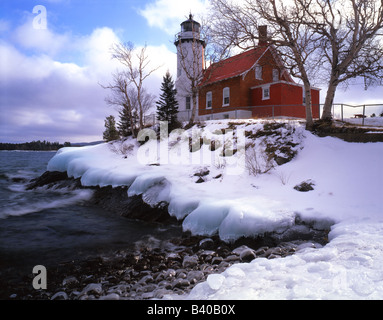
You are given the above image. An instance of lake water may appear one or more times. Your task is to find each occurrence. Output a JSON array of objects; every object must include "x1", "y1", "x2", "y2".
[{"x1": 0, "y1": 150, "x2": 181, "y2": 283}]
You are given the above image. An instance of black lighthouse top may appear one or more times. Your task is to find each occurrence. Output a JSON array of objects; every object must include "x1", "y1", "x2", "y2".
[
  {"x1": 181, "y1": 14, "x2": 201, "y2": 33},
  {"x1": 174, "y1": 14, "x2": 206, "y2": 47}
]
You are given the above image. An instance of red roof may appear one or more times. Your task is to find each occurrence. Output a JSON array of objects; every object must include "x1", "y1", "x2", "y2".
[{"x1": 199, "y1": 47, "x2": 268, "y2": 86}]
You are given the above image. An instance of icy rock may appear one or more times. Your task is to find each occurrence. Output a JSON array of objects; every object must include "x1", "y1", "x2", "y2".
[
  {"x1": 51, "y1": 291, "x2": 68, "y2": 300},
  {"x1": 212, "y1": 256, "x2": 223, "y2": 264},
  {"x1": 240, "y1": 249, "x2": 257, "y2": 262},
  {"x1": 187, "y1": 270, "x2": 205, "y2": 284},
  {"x1": 199, "y1": 238, "x2": 215, "y2": 250},
  {"x1": 142, "y1": 292, "x2": 155, "y2": 299},
  {"x1": 173, "y1": 279, "x2": 190, "y2": 288},
  {"x1": 99, "y1": 293, "x2": 120, "y2": 300},
  {"x1": 225, "y1": 255, "x2": 240, "y2": 262},
  {"x1": 232, "y1": 245, "x2": 251, "y2": 255},
  {"x1": 139, "y1": 274, "x2": 154, "y2": 284},
  {"x1": 81, "y1": 283, "x2": 103, "y2": 296},
  {"x1": 164, "y1": 269, "x2": 177, "y2": 279},
  {"x1": 62, "y1": 276, "x2": 79, "y2": 288},
  {"x1": 207, "y1": 274, "x2": 225, "y2": 291},
  {"x1": 182, "y1": 255, "x2": 199, "y2": 268}
]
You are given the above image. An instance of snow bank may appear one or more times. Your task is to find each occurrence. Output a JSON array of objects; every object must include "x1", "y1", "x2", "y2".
[{"x1": 47, "y1": 120, "x2": 383, "y2": 299}]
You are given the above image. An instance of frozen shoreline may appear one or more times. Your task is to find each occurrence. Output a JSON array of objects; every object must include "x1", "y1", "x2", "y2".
[{"x1": 41, "y1": 120, "x2": 383, "y2": 299}]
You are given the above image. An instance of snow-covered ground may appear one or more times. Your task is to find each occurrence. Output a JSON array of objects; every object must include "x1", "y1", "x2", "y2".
[{"x1": 47, "y1": 120, "x2": 383, "y2": 299}]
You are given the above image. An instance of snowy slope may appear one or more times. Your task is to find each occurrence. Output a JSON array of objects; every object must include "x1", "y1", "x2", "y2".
[{"x1": 47, "y1": 120, "x2": 383, "y2": 299}]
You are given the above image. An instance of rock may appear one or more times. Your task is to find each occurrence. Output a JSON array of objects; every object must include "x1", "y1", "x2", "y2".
[
  {"x1": 166, "y1": 252, "x2": 181, "y2": 261},
  {"x1": 154, "y1": 289, "x2": 172, "y2": 299},
  {"x1": 173, "y1": 279, "x2": 190, "y2": 289},
  {"x1": 254, "y1": 246, "x2": 269, "y2": 256},
  {"x1": 80, "y1": 283, "x2": 103, "y2": 296},
  {"x1": 195, "y1": 177, "x2": 205, "y2": 183},
  {"x1": 199, "y1": 238, "x2": 215, "y2": 250},
  {"x1": 225, "y1": 255, "x2": 240, "y2": 263},
  {"x1": 211, "y1": 256, "x2": 223, "y2": 264},
  {"x1": 232, "y1": 245, "x2": 251, "y2": 255},
  {"x1": 164, "y1": 269, "x2": 176, "y2": 279},
  {"x1": 138, "y1": 274, "x2": 154, "y2": 284},
  {"x1": 26, "y1": 171, "x2": 69, "y2": 190},
  {"x1": 51, "y1": 291, "x2": 69, "y2": 300},
  {"x1": 182, "y1": 255, "x2": 199, "y2": 268},
  {"x1": 187, "y1": 270, "x2": 205, "y2": 284},
  {"x1": 294, "y1": 180, "x2": 315, "y2": 192},
  {"x1": 141, "y1": 292, "x2": 155, "y2": 299},
  {"x1": 158, "y1": 280, "x2": 172, "y2": 290},
  {"x1": 194, "y1": 168, "x2": 210, "y2": 177},
  {"x1": 158, "y1": 280, "x2": 173, "y2": 290},
  {"x1": 99, "y1": 293, "x2": 120, "y2": 300},
  {"x1": 62, "y1": 276, "x2": 79, "y2": 288},
  {"x1": 239, "y1": 249, "x2": 256, "y2": 262}
]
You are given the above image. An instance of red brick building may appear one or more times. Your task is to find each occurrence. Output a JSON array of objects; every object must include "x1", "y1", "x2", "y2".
[{"x1": 197, "y1": 36, "x2": 320, "y2": 120}]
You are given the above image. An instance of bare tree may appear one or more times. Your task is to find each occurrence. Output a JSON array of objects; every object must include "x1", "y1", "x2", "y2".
[
  {"x1": 208, "y1": 0, "x2": 383, "y2": 125},
  {"x1": 101, "y1": 71, "x2": 138, "y2": 137},
  {"x1": 208, "y1": 0, "x2": 321, "y2": 130},
  {"x1": 299, "y1": 0, "x2": 383, "y2": 121},
  {"x1": 110, "y1": 42, "x2": 161, "y2": 130}
]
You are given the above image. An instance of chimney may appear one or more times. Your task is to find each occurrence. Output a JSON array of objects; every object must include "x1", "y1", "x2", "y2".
[{"x1": 258, "y1": 25, "x2": 268, "y2": 46}]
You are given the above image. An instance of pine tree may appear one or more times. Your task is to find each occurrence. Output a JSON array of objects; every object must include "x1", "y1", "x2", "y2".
[
  {"x1": 103, "y1": 115, "x2": 120, "y2": 142},
  {"x1": 156, "y1": 71, "x2": 180, "y2": 131},
  {"x1": 118, "y1": 104, "x2": 138, "y2": 137}
]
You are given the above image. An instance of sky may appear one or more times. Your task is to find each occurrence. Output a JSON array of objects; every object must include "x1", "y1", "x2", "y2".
[{"x1": 0, "y1": 0, "x2": 381, "y2": 143}]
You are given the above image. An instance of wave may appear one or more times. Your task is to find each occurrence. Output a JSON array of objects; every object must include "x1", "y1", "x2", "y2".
[{"x1": 0, "y1": 189, "x2": 94, "y2": 219}]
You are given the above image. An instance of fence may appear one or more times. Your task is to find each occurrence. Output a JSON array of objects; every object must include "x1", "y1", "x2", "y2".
[
  {"x1": 329, "y1": 103, "x2": 383, "y2": 126},
  {"x1": 143, "y1": 103, "x2": 383, "y2": 127}
]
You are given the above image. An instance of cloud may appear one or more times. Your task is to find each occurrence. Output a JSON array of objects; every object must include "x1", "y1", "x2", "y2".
[
  {"x1": 0, "y1": 21, "x2": 178, "y2": 143},
  {"x1": 0, "y1": 19, "x2": 10, "y2": 33},
  {"x1": 139, "y1": 0, "x2": 210, "y2": 35},
  {"x1": 13, "y1": 17, "x2": 70, "y2": 57}
]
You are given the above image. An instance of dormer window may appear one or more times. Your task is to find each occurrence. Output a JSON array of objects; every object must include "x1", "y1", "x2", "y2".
[
  {"x1": 273, "y1": 69, "x2": 279, "y2": 82},
  {"x1": 255, "y1": 65, "x2": 262, "y2": 80}
]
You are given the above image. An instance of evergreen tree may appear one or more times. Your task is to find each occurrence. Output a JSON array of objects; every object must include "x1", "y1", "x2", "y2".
[
  {"x1": 156, "y1": 71, "x2": 180, "y2": 131},
  {"x1": 118, "y1": 104, "x2": 138, "y2": 137},
  {"x1": 103, "y1": 115, "x2": 120, "y2": 142}
]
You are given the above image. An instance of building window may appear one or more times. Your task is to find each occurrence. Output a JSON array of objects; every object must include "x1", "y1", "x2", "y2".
[
  {"x1": 262, "y1": 86, "x2": 270, "y2": 100},
  {"x1": 273, "y1": 69, "x2": 279, "y2": 82},
  {"x1": 223, "y1": 114, "x2": 229, "y2": 119},
  {"x1": 255, "y1": 65, "x2": 262, "y2": 80},
  {"x1": 206, "y1": 91, "x2": 212, "y2": 109},
  {"x1": 186, "y1": 96, "x2": 191, "y2": 110},
  {"x1": 223, "y1": 87, "x2": 230, "y2": 106}
]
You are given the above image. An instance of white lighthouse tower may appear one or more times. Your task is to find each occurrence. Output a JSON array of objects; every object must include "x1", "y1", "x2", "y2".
[{"x1": 174, "y1": 14, "x2": 206, "y2": 121}]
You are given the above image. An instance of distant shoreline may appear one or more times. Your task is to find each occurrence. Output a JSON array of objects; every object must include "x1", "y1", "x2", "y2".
[{"x1": 0, "y1": 141, "x2": 71, "y2": 151}]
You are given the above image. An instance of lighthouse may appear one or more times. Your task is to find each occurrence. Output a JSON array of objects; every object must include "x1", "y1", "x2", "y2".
[{"x1": 174, "y1": 14, "x2": 206, "y2": 121}]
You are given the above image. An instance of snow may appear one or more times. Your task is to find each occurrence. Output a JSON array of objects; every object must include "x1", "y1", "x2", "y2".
[{"x1": 47, "y1": 119, "x2": 383, "y2": 299}]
